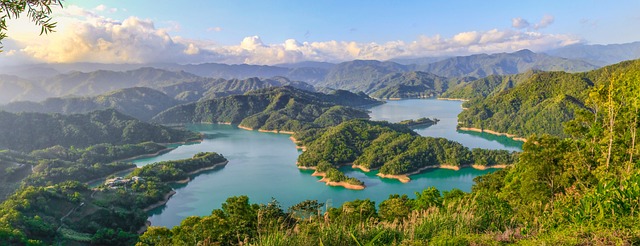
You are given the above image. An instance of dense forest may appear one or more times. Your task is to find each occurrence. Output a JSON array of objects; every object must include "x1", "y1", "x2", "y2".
[
  {"x1": 0, "y1": 109, "x2": 199, "y2": 152},
  {"x1": 0, "y1": 53, "x2": 637, "y2": 244},
  {"x1": 457, "y1": 59, "x2": 640, "y2": 138},
  {"x1": 0, "y1": 87, "x2": 180, "y2": 122},
  {"x1": 137, "y1": 63, "x2": 640, "y2": 245},
  {"x1": 152, "y1": 86, "x2": 377, "y2": 132},
  {"x1": 295, "y1": 119, "x2": 518, "y2": 175},
  {"x1": 0, "y1": 152, "x2": 228, "y2": 245}
]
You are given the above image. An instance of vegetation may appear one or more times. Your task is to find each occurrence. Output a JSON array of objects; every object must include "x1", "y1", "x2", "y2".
[
  {"x1": 0, "y1": 151, "x2": 232, "y2": 245},
  {"x1": 1, "y1": 87, "x2": 180, "y2": 122},
  {"x1": 440, "y1": 70, "x2": 539, "y2": 99},
  {"x1": 0, "y1": 109, "x2": 199, "y2": 152},
  {"x1": 416, "y1": 49, "x2": 598, "y2": 78},
  {"x1": 457, "y1": 59, "x2": 640, "y2": 138},
  {"x1": 296, "y1": 119, "x2": 518, "y2": 175},
  {"x1": 152, "y1": 86, "x2": 376, "y2": 132},
  {"x1": 137, "y1": 63, "x2": 640, "y2": 244},
  {"x1": 397, "y1": 117, "x2": 439, "y2": 128},
  {"x1": 315, "y1": 162, "x2": 364, "y2": 186},
  {"x1": 0, "y1": 0, "x2": 62, "y2": 49},
  {"x1": 130, "y1": 152, "x2": 227, "y2": 183}
]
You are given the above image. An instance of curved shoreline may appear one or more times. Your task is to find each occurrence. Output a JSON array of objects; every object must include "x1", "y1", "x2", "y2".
[
  {"x1": 457, "y1": 127, "x2": 527, "y2": 142},
  {"x1": 376, "y1": 164, "x2": 508, "y2": 183},
  {"x1": 144, "y1": 190, "x2": 176, "y2": 212},
  {"x1": 437, "y1": 97, "x2": 470, "y2": 102},
  {"x1": 311, "y1": 171, "x2": 365, "y2": 190},
  {"x1": 116, "y1": 148, "x2": 176, "y2": 163},
  {"x1": 169, "y1": 160, "x2": 230, "y2": 184}
]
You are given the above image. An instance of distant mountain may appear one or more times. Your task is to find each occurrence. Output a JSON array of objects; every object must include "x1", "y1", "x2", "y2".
[
  {"x1": 416, "y1": 49, "x2": 598, "y2": 78},
  {"x1": 366, "y1": 71, "x2": 453, "y2": 99},
  {"x1": 546, "y1": 41, "x2": 640, "y2": 66},
  {"x1": 1, "y1": 87, "x2": 178, "y2": 121},
  {"x1": 41, "y1": 67, "x2": 202, "y2": 97},
  {"x1": 440, "y1": 70, "x2": 541, "y2": 99},
  {"x1": 159, "y1": 63, "x2": 328, "y2": 84},
  {"x1": 0, "y1": 109, "x2": 197, "y2": 152},
  {"x1": 198, "y1": 77, "x2": 315, "y2": 101},
  {"x1": 0, "y1": 75, "x2": 50, "y2": 104},
  {"x1": 389, "y1": 56, "x2": 449, "y2": 65},
  {"x1": 274, "y1": 61, "x2": 336, "y2": 69},
  {"x1": 152, "y1": 86, "x2": 378, "y2": 132},
  {"x1": 319, "y1": 60, "x2": 410, "y2": 90}
]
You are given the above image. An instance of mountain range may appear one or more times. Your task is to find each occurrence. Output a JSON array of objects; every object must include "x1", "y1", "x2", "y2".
[{"x1": 3, "y1": 45, "x2": 640, "y2": 107}]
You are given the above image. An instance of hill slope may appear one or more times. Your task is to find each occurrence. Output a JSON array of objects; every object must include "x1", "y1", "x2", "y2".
[
  {"x1": 152, "y1": 86, "x2": 378, "y2": 132},
  {"x1": 0, "y1": 109, "x2": 198, "y2": 152},
  {"x1": 1, "y1": 87, "x2": 179, "y2": 121},
  {"x1": 457, "y1": 59, "x2": 640, "y2": 138},
  {"x1": 417, "y1": 49, "x2": 598, "y2": 78}
]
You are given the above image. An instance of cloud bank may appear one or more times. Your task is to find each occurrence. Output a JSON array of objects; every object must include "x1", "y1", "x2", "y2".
[{"x1": 2, "y1": 7, "x2": 580, "y2": 65}]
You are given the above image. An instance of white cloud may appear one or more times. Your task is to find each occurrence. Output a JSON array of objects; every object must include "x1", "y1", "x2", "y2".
[
  {"x1": 534, "y1": 15, "x2": 555, "y2": 30},
  {"x1": 2, "y1": 6, "x2": 580, "y2": 65},
  {"x1": 512, "y1": 15, "x2": 555, "y2": 30},
  {"x1": 512, "y1": 18, "x2": 530, "y2": 29}
]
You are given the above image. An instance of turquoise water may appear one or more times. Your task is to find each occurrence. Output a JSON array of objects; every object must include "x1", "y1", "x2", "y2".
[
  {"x1": 139, "y1": 99, "x2": 521, "y2": 228},
  {"x1": 367, "y1": 99, "x2": 523, "y2": 151}
]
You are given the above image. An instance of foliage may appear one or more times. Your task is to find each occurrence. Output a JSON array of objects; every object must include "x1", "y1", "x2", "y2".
[
  {"x1": 130, "y1": 152, "x2": 227, "y2": 183},
  {"x1": 298, "y1": 119, "x2": 518, "y2": 175},
  {"x1": 152, "y1": 86, "x2": 375, "y2": 132},
  {"x1": 457, "y1": 60, "x2": 640, "y2": 138},
  {"x1": 2, "y1": 87, "x2": 180, "y2": 122},
  {"x1": 0, "y1": 0, "x2": 62, "y2": 49},
  {"x1": 0, "y1": 109, "x2": 199, "y2": 152}
]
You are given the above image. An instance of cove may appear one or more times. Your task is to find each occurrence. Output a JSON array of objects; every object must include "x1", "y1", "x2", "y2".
[{"x1": 140, "y1": 99, "x2": 520, "y2": 228}]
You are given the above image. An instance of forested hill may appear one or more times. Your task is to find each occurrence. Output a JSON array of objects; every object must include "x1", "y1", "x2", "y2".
[
  {"x1": 415, "y1": 49, "x2": 598, "y2": 78},
  {"x1": 440, "y1": 70, "x2": 541, "y2": 99},
  {"x1": 0, "y1": 109, "x2": 199, "y2": 152},
  {"x1": 0, "y1": 87, "x2": 179, "y2": 122},
  {"x1": 152, "y1": 86, "x2": 377, "y2": 132},
  {"x1": 367, "y1": 71, "x2": 455, "y2": 99},
  {"x1": 457, "y1": 59, "x2": 640, "y2": 138}
]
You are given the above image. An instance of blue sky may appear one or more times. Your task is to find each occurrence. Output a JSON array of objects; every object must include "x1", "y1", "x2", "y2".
[
  {"x1": 3, "y1": 0, "x2": 639, "y2": 64},
  {"x1": 64, "y1": 0, "x2": 640, "y2": 45}
]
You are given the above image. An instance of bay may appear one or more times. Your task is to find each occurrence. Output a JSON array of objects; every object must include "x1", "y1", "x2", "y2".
[{"x1": 141, "y1": 99, "x2": 521, "y2": 227}]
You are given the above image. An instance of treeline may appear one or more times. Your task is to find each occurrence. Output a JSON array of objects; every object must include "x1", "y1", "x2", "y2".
[
  {"x1": 0, "y1": 152, "x2": 231, "y2": 245},
  {"x1": 30, "y1": 142, "x2": 167, "y2": 165},
  {"x1": 296, "y1": 119, "x2": 518, "y2": 175},
  {"x1": 398, "y1": 117, "x2": 439, "y2": 128},
  {"x1": 130, "y1": 152, "x2": 227, "y2": 183},
  {"x1": 152, "y1": 86, "x2": 374, "y2": 132},
  {"x1": 315, "y1": 162, "x2": 364, "y2": 186},
  {"x1": 457, "y1": 59, "x2": 640, "y2": 138},
  {"x1": 0, "y1": 109, "x2": 199, "y2": 152},
  {"x1": 138, "y1": 65, "x2": 640, "y2": 244}
]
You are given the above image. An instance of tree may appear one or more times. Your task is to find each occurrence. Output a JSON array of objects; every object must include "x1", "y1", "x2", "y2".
[{"x1": 1, "y1": 0, "x2": 62, "y2": 49}]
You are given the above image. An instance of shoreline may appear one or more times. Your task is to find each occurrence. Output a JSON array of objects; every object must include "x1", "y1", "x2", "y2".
[
  {"x1": 170, "y1": 160, "x2": 230, "y2": 184},
  {"x1": 289, "y1": 136, "x2": 307, "y2": 151},
  {"x1": 437, "y1": 97, "x2": 470, "y2": 102},
  {"x1": 376, "y1": 164, "x2": 507, "y2": 183},
  {"x1": 312, "y1": 171, "x2": 366, "y2": 190},
  {"x1": 457, "y1": 127, "x2": 527, "y2": 142},
  {"x1": 143, "y1": 190, "x2": 176, "y2": 212},
  {"x1": 116, "y1": 147, "x2": 176, "y2": 163},
  {"x1": 351, "y1": 164, "x2": 374, "y2": 172}
]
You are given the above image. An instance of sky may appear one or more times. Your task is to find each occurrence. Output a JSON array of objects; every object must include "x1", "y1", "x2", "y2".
[{"x1": 2, "y1": 0, "x2": 639, "y2": 65}]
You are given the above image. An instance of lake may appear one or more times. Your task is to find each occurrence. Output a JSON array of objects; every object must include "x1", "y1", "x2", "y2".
[{"x1": 139, "y1": 99, "x2": 522, "y2": 228}]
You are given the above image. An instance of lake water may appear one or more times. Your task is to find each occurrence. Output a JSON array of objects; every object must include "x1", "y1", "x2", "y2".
[{"x1": 139, "y1": 99, "x2": 522, "y2": 228}]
